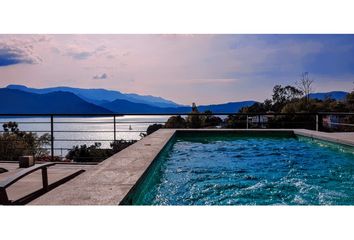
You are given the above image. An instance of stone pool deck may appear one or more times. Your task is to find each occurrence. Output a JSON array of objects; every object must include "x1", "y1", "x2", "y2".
[
  {"x1": 20, "y1": 129, "x2": 354, "y2": 205},
  {"x1": 294, "y1": 129, "x2": 354, "y2": 147},
  {"x1": 0, "y1": 162, "x2": 91, "y2": 203},
  {"x1": 30, "y1": 129, "x2": 176, "y2": 205}
]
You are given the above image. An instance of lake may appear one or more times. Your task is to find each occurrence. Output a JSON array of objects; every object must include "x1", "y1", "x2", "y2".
[{"x1": 0, "y1": 115, "x2": 170, "y2": 157}]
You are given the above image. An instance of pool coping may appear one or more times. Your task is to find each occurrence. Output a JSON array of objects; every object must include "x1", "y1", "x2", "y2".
[{"x1": 30, "y1": 129, "x2": 354, "y2": 205}]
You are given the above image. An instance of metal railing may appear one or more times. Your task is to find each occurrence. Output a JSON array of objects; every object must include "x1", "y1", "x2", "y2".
[{"x1": 0, "y1": 112, "x2": 353, "y2": 162}]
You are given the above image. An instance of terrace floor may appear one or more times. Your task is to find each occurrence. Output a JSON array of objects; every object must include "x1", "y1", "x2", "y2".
[
  {"x1": 0, "y1": 162, "x2": 92, "y2": 203},
  {"x1": 293, "y1": 129, "x2": 354, "y2": 146}
]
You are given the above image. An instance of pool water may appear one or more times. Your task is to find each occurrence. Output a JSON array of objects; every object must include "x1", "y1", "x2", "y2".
[{"x1": 131, "y1": 133, "x2": 354, "y2": 205}]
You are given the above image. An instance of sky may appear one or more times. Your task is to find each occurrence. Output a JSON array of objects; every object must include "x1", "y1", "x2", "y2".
[{"x1": 0, "y1": 34, "x2": 353, "y2": 105}]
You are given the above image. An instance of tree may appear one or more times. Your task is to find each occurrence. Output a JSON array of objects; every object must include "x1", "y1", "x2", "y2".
[
  {"x1": 0, "y1": 122, "x2": 50, "y2": 161},
  {"x1": 186, "y1": 102, "x2": 202, "y2": 128},
  {"x1": 272, "y1": 85, "x2": 303, "y2": 111},
  {"x1": 296, "y1": 72, "x2": 314, "y2": 105},
  {"x1": 201, "y1": 110, "x2": 222, "y2": 127}
]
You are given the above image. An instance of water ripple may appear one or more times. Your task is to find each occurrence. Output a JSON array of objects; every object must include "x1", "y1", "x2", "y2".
[{"x1": 135, "y1": 135, "x2": 354, "y2": 205}]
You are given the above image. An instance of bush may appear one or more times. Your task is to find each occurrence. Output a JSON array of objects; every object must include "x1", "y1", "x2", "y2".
[
  {"x1": 186, "y1": 113, "x2": 202, "y2": 128},
  {"x1": 66, "y1": 140, "x2": 137, "y2": 162},
  {"x1": 110, "y1": 139, "x2": 137, "y2": 153},
  {"x1": 164, "y1": 108, "x2": 222, "y2": 129},
  {"x1": 165, "y1": 115, "x2": 187, "y2": 128},
  {"x1": 201, "y1": 111, "x2": 222, "y2": 127},
  {"x1": 65, "y1": 142, "x2": 113, "y2": 162},
  {"x1": 140, "y1": 124, "x2": 164, "y2": 138},
  {"x1": 146, "y1": 124, "x2": 163, "y2": 135}
]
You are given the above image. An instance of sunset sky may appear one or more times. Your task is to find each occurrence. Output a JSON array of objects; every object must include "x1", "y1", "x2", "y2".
[{"x1": 0, "y1": 34, "x2": 353, "y2": 105}]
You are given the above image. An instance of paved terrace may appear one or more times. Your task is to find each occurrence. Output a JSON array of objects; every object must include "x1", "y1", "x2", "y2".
[
  {"x1": 0, "y1": 163, "x2": 92, "y2": 203},
  {"x1": 31, "y1": 129, "x2": 176, "y2": 205},
  {"x1": 6, "y1": 129, "x2": 352, "y2": 205}
]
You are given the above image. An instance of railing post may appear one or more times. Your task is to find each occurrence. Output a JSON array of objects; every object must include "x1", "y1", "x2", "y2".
[
  {"x1": 113, "y1": 115, "x2": 116, "y2": 142},
  {"x1": 50, "y1": 115, "x2": 54, "y2": 161},
  {"x1": 42, "y1": 167, "x2": 48, "y2": 190},
  {"x1": 246, "y1": 115, "x2": 249, "y2": 129},
  {"x1": 258, "y1": 115, "x2": 261, "y2": 128},
  {"x1": 316, "y1": 114, "x2": 319, "y2": 131}
]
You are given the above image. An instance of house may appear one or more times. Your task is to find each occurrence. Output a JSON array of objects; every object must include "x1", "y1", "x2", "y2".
[
  {"x1": 249, "y1": 114, "x2": 271, "y2": 128},
  {"x1": 322, "y1": 115, "x2": 340, "y2": 129}
]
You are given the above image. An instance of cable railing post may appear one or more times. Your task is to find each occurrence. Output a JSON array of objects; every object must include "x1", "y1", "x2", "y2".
[
  {"x1": 316, "y1": 113, "x2": 319, "y2": 131},
  {"x1": 50, "y1": 115, "x2": 54, "y2": 161},
  {"x1": 113, "y1": 115, "x2": 116, "y2": 142},
  {"x1": 246, "y1": 115, "x2": 249, "y2": 129},
  {"x1": 258, "y1": 114, "x2": 261, "y2": 128}
]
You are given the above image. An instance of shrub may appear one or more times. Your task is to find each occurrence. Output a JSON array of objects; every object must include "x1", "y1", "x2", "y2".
[
  {"x1": 110, "y1": 139, "x2": 137, "y2": 153},
  {"x1": 65, "y1": 142, "x2": 112, "y2": 162},
  {"x1": 66, "y1": 140, "x2": 137, "y2": 162},
  {"x1": 165, "y1": 115, "x2": 187, "y2": 128},
  {"x1": 140, "y1": 124, "x2": 164, "y2": 137}
]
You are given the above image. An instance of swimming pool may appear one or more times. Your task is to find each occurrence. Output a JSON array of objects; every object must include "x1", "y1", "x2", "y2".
[{"x1": 124, "y1": 131, "x2": 354, "y2": 205}]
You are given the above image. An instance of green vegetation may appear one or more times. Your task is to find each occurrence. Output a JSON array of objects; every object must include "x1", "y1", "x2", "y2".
[
  {"x1": 0, "y1": 122, "x2": 50, "y2": 161},
  {"x1": 140, "y1": 124, "x2": 164, "y2": 138},
  {"x1": 65, "y1": 140, "x2": 137, "y2": 162},
  {"x1": 165, "y1": 115, "x2": 187, "y2": 128},
  {"x1": 164, "y1": 104, "x2": 222, "y2": 129},
  {"x1": 0, "y1": 121, "x2": 137, "y2": 163},
  {"x1": 159, "y1": 72, "x2": 353, "y2": 131}
]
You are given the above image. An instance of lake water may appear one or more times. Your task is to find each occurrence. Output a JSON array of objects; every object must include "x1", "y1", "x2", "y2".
[{"x1": 0, "y1": 116, "x2": 170, "y2": 157}]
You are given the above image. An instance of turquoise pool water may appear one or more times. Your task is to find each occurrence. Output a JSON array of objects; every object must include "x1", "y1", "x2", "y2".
[{"x1": 131, "y1": 133, "x2": 354, "y2": 205}]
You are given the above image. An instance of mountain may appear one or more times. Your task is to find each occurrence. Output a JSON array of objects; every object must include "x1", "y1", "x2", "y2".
[
  {"x1": 1, "y1": 85, "x2": 256, "y2": 114},
  {"x1": 190, "y1": 101, "x2": 257, "y2": 113},
  {"x1": 309, "y1": 91, "x2": 348, "y2": 101},
  {"x1": 101, "y1": 99, "x2": 256, "y2": 114},
  {"x1": 0, "y1": 89, "x2": 112, "y2": 114},
  {"x1": 101, "y1": 99, "x2": 169, "y2": 114},
  {"x1": 6, "y1": 84, "x2": 181, "y2": 108}
]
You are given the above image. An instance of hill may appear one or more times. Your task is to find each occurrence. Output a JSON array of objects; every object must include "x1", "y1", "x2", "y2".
[
  {"x1": 0, "y1": 89, "x2": 112, "y2": 114},
  {"x1": 308, "y1": 91, "x2": 348, "y2": 101},
  {"x1": 101, "y1": 99, "x2": 256, "y2": 114},
  {"x1": 6, "y1": 84, "x2": 181, "y2": 108}
]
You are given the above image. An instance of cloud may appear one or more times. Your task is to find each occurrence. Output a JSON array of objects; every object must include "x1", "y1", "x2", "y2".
[
  {"x1": 185, "y1": 78, "x2": 240, "y2": 84},
  {"x1": 0, "y1": 39, "x2": 42, "y2": 67},
  {"x1": 65, "y1": 45, "x2": 108, "y2": 60},
  {"x1": 1, "y1": 34, "x2": 354, "y2": 104},
  {"x1": 93, "y1": 73, "x2": 108, "y2": 79},
  {"x1": 67, "y1": 51, "x2": 93, "y2": 60}
]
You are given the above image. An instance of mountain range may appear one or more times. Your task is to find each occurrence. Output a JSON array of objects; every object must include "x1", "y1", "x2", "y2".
[
  {"x1": 0, "y1": 85, "x2": 256, "y2": 114},
  {"x1": 6, "y1": 84, "x2": 181, "y2": 108},
  {"x1": 100, "y1": 99, "x2": 256, "y2": 114},
  {"x1": 0, "y1": 88, "x2": 111, "y2": 114},
  {"x1": 0, "y1": 85, "x2": 349, "y2": 114},
  {"x1": 308, "y1": 91, "x2": 348, "y2": 101}
]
